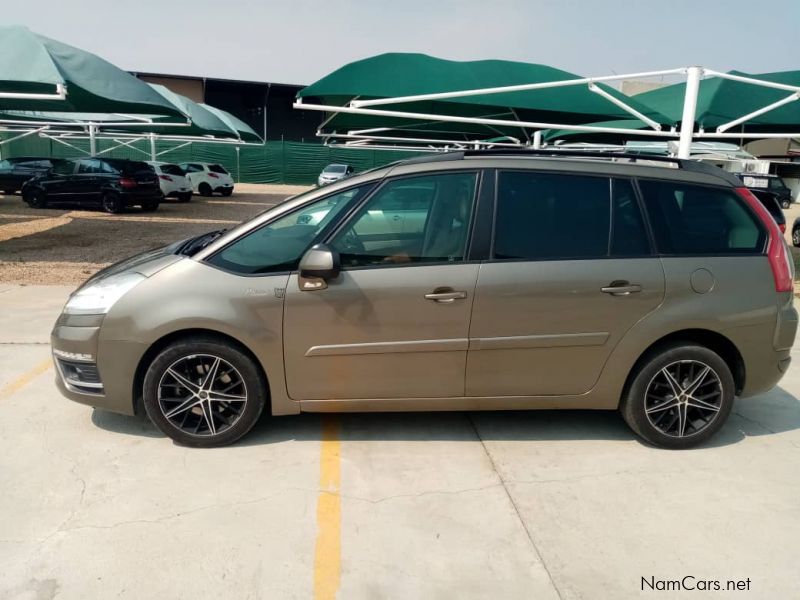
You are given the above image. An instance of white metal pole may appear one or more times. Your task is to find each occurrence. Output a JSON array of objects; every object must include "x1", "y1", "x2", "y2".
[
  {"x1": 149, "y1": 133, "x2": 156, "y2": 161},
  {"x1": 236, "y1": 146, "x2": 241, "y2": 183},
  {"x1": 533, "y1": 131, "x2": 542, "y2": 149},
  {"x1": 89, "y1": 125, "x2": 97, "y2": 156},
  {"x1": 677, "y1": 66, "x2": 702, "y2": 159}
]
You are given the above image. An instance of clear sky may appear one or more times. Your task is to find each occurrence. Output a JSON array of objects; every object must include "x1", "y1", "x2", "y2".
[{"x1": 5, "y1": 0, "x2": 798, "y2": 85}]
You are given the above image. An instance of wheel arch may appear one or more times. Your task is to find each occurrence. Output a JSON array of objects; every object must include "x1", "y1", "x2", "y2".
[
  {"x1": 132, "y1": 327, "x2": 271, "y2": 415},
  {"x1": 624, "y1": 328, "x2": 745, "y2": 399}
]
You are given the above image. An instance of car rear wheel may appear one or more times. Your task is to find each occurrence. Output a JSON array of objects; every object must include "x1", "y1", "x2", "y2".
[
  {"x1": 141, "y1": 200, "x2": 159, "y2": 212},
  {"x1": 793, "y1": 227, "x2": 800, "y2": 247},
  {"x1": 620, "y1": 342, "x2": 734, "y2": 449},
  {"x1": 198, "y1": 183, "x2": 213, "y2": 197},
  {"x1": 178, "y1": 192, "x2": 192, "y2": 203},
  {"x1": 101, "y1": 192, "x2": 124, "y2": 214},
  {"x1": 25, "y1": 188, "x2": 47, "y2": 208},
  {"x1": 142, "y1": 337, "x2": 267, "y2": 447},
  {"x1": 782, "y1": 199, "x2": 791, "y2": 209}
]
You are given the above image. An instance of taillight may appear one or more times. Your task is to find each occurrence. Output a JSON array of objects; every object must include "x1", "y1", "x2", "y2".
[
  {"x1": 119, "y1": 177, "x2": 137, "y2": 189},
  {"x1": 780, "y1": 222, "x2": 787, "y2": 234},
  {"x1": 159, "y1": 174, "x2": 173, "y2": 182},
  {"x1": 736, "y1": 187, "x2": 793, "y2": 292},
  {"x1": 208, "y1": 172, "x2": 219, "y2": 179}
]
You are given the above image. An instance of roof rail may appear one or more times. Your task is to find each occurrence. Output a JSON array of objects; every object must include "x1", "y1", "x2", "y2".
[{"x1": 458, "y1": 148, "x2": 742, "y2": 186}]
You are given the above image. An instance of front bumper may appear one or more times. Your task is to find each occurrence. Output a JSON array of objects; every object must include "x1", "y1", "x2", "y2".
[{"x1": 51, "y1": 314, "x2": 147, "y2": 415}]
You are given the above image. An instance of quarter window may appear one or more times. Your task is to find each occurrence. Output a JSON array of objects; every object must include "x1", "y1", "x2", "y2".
[
  {"x1": 330, "y1": 172, "x2": 477, "y2": 268},
  {"x1": 207, "y1": 185, "x2": 372, "y2": 274},
  {"x1": 639, "y1": 180, "x2": 766, "y2": 254}
]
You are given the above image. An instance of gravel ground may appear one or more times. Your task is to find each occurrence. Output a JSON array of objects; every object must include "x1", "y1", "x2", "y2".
[{"x1": 0, "y1": 186, "x2": 305, "y2": 285}]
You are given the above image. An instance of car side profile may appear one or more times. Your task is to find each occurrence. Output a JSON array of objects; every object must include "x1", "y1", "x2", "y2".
[
  {"x1": 51, "y1": 151, "x2": 797, "y2": 449},
  {"x1": 179, "y1": 162, "x2": 234, "y2": 197},
  {"x1": 22, "y1": 158, "x2": 161, "y2": 213},
  {"x1": 0, "y1": 157, "x2": 70, "y2": 195},
  {"x1": 742, "y1": 174, "x2": 793, "y2": 208},
  {"x1": 147, "y1": 161, "x2": 193, "y2": 202}
]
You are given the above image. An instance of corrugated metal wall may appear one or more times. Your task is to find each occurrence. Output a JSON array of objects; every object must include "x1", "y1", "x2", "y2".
[{"x1": 0, "y1": 136, "x2": 419, "y2": 185}]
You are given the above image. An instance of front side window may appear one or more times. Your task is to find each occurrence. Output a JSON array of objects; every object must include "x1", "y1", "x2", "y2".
[
  {"x1": 52, "y1": 161, "x2": 75, "y2": 175},
  {"x1": 639, "y1": 180, "x2": 766, "y2": 254},
  {"x1": 329, "y1": 172, "x2": 477, "y2": 268},
  {"x1": 207, "y1": 185, "x2": 372, "y2": 274}
]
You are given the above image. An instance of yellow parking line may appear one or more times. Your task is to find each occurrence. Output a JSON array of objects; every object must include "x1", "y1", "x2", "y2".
[
  {"x1": 0, "y1": 216, "x2": 72, "y2": 243},
  {"x1": 0, "y1": 358, "x2": 52, "y2": 400},
  {"x1": 314, "y1": 416, "x2": 342, "y2": 600}
]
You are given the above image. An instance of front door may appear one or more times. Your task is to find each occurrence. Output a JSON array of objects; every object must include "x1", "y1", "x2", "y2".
[
  {"x1": 466, "y1": 171, "x2": 665, "y2": 397},
  {"x1": 284, "y1": 171, "x2": 481, "y2": 400}
]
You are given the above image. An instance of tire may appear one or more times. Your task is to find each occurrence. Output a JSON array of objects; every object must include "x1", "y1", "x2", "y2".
[
  {"x1": 793, "y1": 227, "x2": 800, "y2": 248},
  {"x1": 221, "y1": 188, "x2": 233, "y2": 197},
  {"x1": 620, "y1": 342, "x2": 734, "y2": 449},
  {"x1": 141, "y1": 200, "x2": 159, "y2": 212},
  {"x1": 198, "y1": 183, "x2": 213, "y2": 197},
  {"x1": 178, "y1": 192, "x2": 192, "y2": 203},
  {"x1": 25, "y1": 188, "x2": 47, "y2": 208},
  {"x1": 142, "y1": 336, "x2": 267, "y2": 447},
  {"x1": 782, "y1": 199, "x2": 791, "y2": 209},
  {"x1": 101, "y1": 191, "x2": 124, "y2": 214}
]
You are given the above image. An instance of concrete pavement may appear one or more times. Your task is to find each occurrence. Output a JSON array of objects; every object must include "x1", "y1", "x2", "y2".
[{"x1": 1, "y1": 284, "x2": 799, "y2": 599}]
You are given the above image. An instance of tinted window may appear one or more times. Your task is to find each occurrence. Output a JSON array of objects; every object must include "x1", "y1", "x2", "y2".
[
  {"x1": 208, "y1": 185, "x2": 372, "y2": 274},
  {"x1": 324, "y1": 165, "x2": 347, "y2": 174},
  {"x1": 160, "y1": 164, "x2": 185, "y2": 176},
  {"x1": 611, "y1": 179, "x2": 650, "y2": 256},
  {"x1": 78, "y1": 160, "x2": 102, "y2": 174},
  {"x1": 639, "y1": 180, "x2": 766, "y2": 254},
  {"x1": 208, "y1": 164, "x2": 228, "y2": 174},
  {"x1": 494, "y1": 172, "x2": 611, "y2": 260},
  {"x1": 52, "y1": 161, "x2": 75, "y2": 175},
  {"x1": 0, "y1": 160, "x2": 10, "y2": 169},
  {"x1": 330, "y1": 172, "x2": 476, "y2": 267}
]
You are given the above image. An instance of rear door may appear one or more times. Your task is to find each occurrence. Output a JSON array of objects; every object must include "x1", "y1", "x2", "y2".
[{"x1": 466, "y1": 171, "x2": 665, "y2": 397}]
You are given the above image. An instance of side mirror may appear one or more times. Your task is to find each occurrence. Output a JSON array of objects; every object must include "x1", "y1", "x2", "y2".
[{"x1": 298, "y1": 244, "x2": 340, "y2": 291}]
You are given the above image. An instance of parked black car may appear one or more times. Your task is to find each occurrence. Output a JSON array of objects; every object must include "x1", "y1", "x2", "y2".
[
  {"x1": 742, "y1": 174, "x2": 793, "y2": 208},
  {"x1": 21, "y1": 158, "x2": 161, "y2": 213},
  {"x1": 0, "y1": 157, "x2": 71, "y2": 195},
  {"x1": 749, "y1": 189, "x2": 786, "y2": 233},
  {"x1": 791, "y1": 216, "x2": 800, "y2": 247}
]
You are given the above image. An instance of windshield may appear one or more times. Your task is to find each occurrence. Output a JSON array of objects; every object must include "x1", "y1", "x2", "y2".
[
  {"x1": 768, "y1": 177, "x2": 787, "y2": 190},
  {"x1": 208, "y1": 164, "x2": 229, "y2": 174},
  {"x1": 324, "y1": 165, "x2": 348, "y2": 174}
]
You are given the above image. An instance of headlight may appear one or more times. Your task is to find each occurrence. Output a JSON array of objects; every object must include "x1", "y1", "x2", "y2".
[{"x1": 64, "y1": 272, "x2": 146, "y2": 315}]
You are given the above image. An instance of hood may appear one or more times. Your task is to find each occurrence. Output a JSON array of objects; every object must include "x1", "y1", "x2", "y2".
[{"x1": 77, "y1": 243, "x2": 184, "y2": 291}]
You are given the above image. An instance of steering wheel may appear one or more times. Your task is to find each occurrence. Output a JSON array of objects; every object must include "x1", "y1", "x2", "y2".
[{"x1": 338, "y1": 228, "x2": 365, "y2": 254}]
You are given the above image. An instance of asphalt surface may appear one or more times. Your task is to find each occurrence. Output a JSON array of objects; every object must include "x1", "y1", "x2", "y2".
[{"x1": 1, "y1": 283, "x2": 799, "y2": 599}]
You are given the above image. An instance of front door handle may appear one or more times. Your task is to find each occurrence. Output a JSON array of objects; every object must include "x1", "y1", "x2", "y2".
[
  {"x1": 425, "y1": 288, "x2": 467, "y2": 303},
  {"x1": 601, "y1": 281, "x2": 642, "y2": 295}
]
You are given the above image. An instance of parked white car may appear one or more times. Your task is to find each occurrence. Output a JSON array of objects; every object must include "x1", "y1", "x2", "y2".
[
  {"x1": 147, "y1": 162, "x2": 193, "y2": 202},
  {"x1": 318, "y1": 163, "x2": 354, "y2": 187},
  {"x1": 179, "y1": 162, "x2": 234, "y2": 197}
]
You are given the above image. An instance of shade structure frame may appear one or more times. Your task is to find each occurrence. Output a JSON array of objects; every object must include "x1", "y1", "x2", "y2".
[{"x1": 296, "y1": 59, "x2": 800, "y2": 157}]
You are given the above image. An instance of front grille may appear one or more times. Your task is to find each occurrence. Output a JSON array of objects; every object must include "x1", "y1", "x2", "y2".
[{"x1": 57, "y1": 359, "x2": 103, "y2": 394}]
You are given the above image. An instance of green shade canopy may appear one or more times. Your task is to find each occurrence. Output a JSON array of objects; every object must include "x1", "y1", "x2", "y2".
[
  {"x1": 298, "y1": 53, "x2": 670, "y2": 142},
  {"x1": 634, "y1": 70, "x2": 800, "y2": 130},
  {"x1": 200, "y1": 104, "x2": 263, "y2": 143},
  {"x1": 0, "y1": 25, "x2": 185, "y2": 119},
  {"x1": 543, "y1": 119, "x2": 658, "y2": 144},
  {"x1": 143, "y1": 84, "x2": 239, "y2": 138}
]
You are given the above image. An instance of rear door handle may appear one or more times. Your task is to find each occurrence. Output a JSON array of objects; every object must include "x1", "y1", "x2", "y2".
[
  {"x1": 601, "y1": 281, "x2": 642, "y2": 295},
  {"x1": 425, "y1": 289, "x2": 467, "y2": 303}
]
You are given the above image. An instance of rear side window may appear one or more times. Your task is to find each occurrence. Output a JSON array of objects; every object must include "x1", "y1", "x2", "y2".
[
  {"x1": 639, "y1": 180, "x2": 766, "y2": 254},
  {"x1": 208, "y1": 164, "x2": 228, "y2": 174},
  {"x1": 493, "y1": 172, "x2": 650, "y2": 260}
]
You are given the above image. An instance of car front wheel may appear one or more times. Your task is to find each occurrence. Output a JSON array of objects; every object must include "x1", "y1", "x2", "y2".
[
  {"x1": 101, "y1": 192, "x2": 124, "y2": 214},
  {"x1": 792, "y1": 227, "x2": 800, "y2": 247},
  {"x1": 142, "y1": 337, "x2": 267, "y2": 447},
  {"x1": 620, "y1": 342, "x2": 734, "y2": 449}
]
